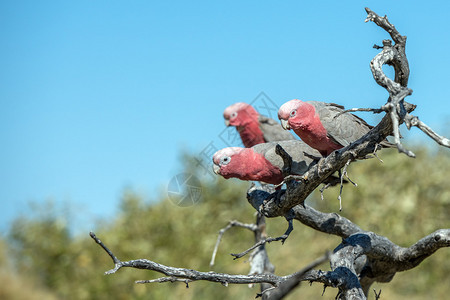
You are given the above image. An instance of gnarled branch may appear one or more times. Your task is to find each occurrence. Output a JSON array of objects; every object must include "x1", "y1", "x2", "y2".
[{"x1": 90, "y1": 231, "x2": 333, "y2": 295}]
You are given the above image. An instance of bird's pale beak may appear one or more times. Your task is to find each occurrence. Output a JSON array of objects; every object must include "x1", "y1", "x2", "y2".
[
  {"x1": 224, "y1": 119, "x2": 230, "y2": 126},
  {"x1": 280, "y1": 119, "x2": 290, "y2": 130},
  {"x1": 213, "y1": 164, "x2": 221, "y2": 174}
]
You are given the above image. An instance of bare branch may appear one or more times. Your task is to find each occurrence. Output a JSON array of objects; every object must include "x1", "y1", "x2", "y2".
[
  {"x1": 247, "y1": 184, "x2": 363, "y2": 239},
  {"x1": 119, "y1": 228, "x2": 448, "y2": 297},
  {"x1": 210, "y1": 220, "x2": 257, "y2": 268},
  {"x1": 374, "y1": 289, "x2": 382, "y2": 300},
  {"x1": 365, "y1": 7, "x2": 409, "y2": 86},
  {"x1": 90, "y1": 230, "x2": 338, "y2": 294},
  {"x1": 90, "y1": 231, "x2": 283, "y2": 286},
  {"x1": 291, "y1": 204, "x2": 363, "y2": 238},
  {"x1": 396, "y1": 229, "x2": 450, "y2": 271},
  {"x1": 231, "y1": 219, "x2": 293, "y2": 260},
  {"x1": 332, "y1": 230, "x2": 450, "y2": 294},
  {"x1": 365, "y1": 8, "x2": 405, "y2": 45},
  {"x1": 259, "y1": 252, "x2": 330, "y2": 299},
  {"x1": 405, "y1": 114, "x2": 450, "y2": 148},
  {"x1": 387, "y1": 103, "x2": 416, "y2": 157},
  {"x1": 89, "y1": 232, "x2": 121, "y2": 272},
  {"x1": 209, "y1": 214, "x2": 277, "y2": 294},
  {"x1": 341, "y1": 107, "x2": 385, "y2": 114},
  {"x1": 365, "y1": 8, "x2": 420, "y2": 159},
  {"x1": 337, "y1": 159, "x2": 356, "y2": 211}
]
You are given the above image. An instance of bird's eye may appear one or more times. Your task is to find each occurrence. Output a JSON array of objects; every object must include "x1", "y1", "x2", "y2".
[
  {"x1": 221, "y1": 156, "x2": 231, "y2": 165},
  {"x1": 231, "y1": 112, "x2": 238, "y2": 119},
  {"x1": 289, "y1": 110, "x2": 297, "y2": 118}
]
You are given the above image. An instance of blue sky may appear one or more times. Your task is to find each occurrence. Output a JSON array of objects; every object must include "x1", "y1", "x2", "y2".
[{"x1": 1, "y1": 1, "x2": 449, "y2": 233}]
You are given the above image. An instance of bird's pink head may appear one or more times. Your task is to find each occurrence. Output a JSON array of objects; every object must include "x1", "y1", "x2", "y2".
[
  {"x1": 212, "y1": 147, "x2": 247, "y2": 178},
  {"x1": 223, "y1": 102, "x2": 259, "y2": 127},
  {"x1": 278, "y1": 99, "x2": 314, "y2": 130},
  {"x1": 212, "y1": 146, "x2": 283, "y2": 184}
]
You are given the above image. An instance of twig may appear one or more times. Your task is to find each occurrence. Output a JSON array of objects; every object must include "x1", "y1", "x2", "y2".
[
  {"x1": 210, "y1": 220, "x2": 257, "y2": 268},
  {"x1": 322, "y1": 285, "x2": 327, "y2": 296},
  {"x1": 343, "y1": 107, "x2": 385, "y2": 114},
  {"x1": 343, "y1": 163, "x2": 357, "y2": 187},
  {"x1": 365, "y1": 7, "x2": 406, "y2": 48},
  {"x1": 337, "y1": 169, "x2": 343, "y2": 211},
  {"x1": 257, "y1": 252, "x2": 331, "y2": 299},
  {"x1": 255, "y1": 286, "x2": 276, "y2": 298},
  {"x1": 208, "y1": 214, "x2": 276, "y2": 294},
  {"x1": 286, "y1": 252, "x2": 331, "y2": 280},
  {"x1": 231, "y1": 219, "x2": 293, "y2": 260},
  {"x1": 333, "y1": 107, "x2": 385, "y2": 120},
  {"x1": 374, "y1": 289, "x2": 382, "y2": 300},
  {"x1": 319, "y1": 183, "x2": 332, "y2": 201},
  {"x1": 404, "y1": 114, "x2": 450, "y2": 148},
  {"x1": 136, "y1": 277, "x2": 192, "y2": 287},
  {"x1": 336, "y1": 158, "x2": 357, "y2": 210},
  {"x1": 89, "y1": 232, "x2": 122, "y2": 274},
  {"x1": 386, "y1": 103, "x2": 416, "y2": 158},
  {"x1": 372, "y1": 146, "x2": 384, "y2": 163}
]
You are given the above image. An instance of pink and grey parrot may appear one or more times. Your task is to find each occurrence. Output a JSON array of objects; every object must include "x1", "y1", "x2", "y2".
[
  {"x1": 223, "y1": 102, "x2": 295, "y2": 148},
  {"x1": 278, "y1": 100, "x2": 392, "y2": 156},
  {"x1": 212, "y1": 140, "x2": 323, "y2": 185}
]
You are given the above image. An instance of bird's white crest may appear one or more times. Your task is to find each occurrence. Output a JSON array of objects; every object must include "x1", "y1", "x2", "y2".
[
  {"x1": 212, "y1": 147, "x2": 244, "y2": 164},
  {"x1": 278, "y1": 99, "x2": 303, "y2": 120},
  {"x1": 223, "y1": 102, "x2": 251, "y2": 119}
]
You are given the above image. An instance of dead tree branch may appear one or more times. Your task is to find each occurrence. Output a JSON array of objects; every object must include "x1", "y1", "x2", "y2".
[
  {"x1": 260, "y1": 252, "x2": 330, "y2": 299},
  {"x1": 248, "y1": 184, "x2": 450, "y2": 298},
  {"x1": 404, "y1": 114, "x2": 450, "y2": 147},
  {"x1": 231, "y1": 219, "x2": 293, "y2": 260},
  {"x1": 90, "y1": 231, "x2": 282, "y2": 286},
  {"x1": 209, "y1": 220, "x2": 257, "y2": 268},
  {"x1": 90, "y1": 231, "x2": 334, "y2": 293},
  {"x1": 249, "y1": 213, "x2": 276, "y2": 296},
  {"x1": 363, "y1": 7, "x2": 450, "y2": 152},
  {"x1": 208, "y1": 214, "x2": 277, "y2": 295}
]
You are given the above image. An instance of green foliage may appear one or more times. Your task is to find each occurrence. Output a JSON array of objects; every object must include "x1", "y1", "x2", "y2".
[{"x1": 2, "y1": 147, "x2": 450, "y2": 299}]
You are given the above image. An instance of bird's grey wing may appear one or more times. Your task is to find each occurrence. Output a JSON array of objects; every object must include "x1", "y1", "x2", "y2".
[
  {"x1": 315, "y1": 102, "x2": 372, "y2": 147},
  {"x1": 258, "y1": 115, "x2": 296, "y2": 142},
  {"x1": 254, "y1": 140, "x2": 321, "y2": 175}
]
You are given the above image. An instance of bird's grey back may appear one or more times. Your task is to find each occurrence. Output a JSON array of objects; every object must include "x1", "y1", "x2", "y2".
[
  {"x1": 308, "y1": 101, "x2": 372, "y2": 147},
  {"x1": 252, "y1": 140, "x2": 321, "y2": 176}
]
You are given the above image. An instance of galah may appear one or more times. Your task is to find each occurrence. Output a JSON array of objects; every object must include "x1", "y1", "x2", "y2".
[
  {"x1": 212, "y1": 140, "x2": 324, "y2": 185},
  {"x1": 278, "y1": 100, "x2": 392, "y2": 156},
  {"x1": 223, "y1": 102, "x2": 295, "y2": 148}
]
